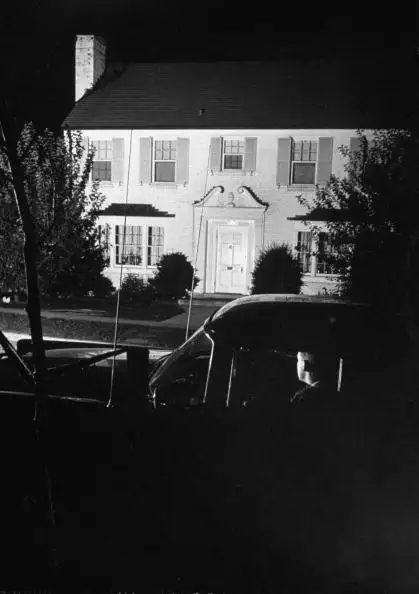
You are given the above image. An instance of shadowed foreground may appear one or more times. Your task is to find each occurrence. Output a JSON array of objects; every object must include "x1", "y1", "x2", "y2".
[{"x1": 1, "y1": 380, "x2": 419, "y2": 593}]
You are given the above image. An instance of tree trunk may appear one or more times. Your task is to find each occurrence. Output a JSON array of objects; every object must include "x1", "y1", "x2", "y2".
[
  {"x1": 0, "y1": 117, "x2": 57, "y2": 576},
  {"x1": 0, "y1": 120, "x2": 47, "y2": 420}
]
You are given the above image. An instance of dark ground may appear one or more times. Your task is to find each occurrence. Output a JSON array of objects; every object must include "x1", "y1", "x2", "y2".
[{"x1": 1, "y1": 378, "x2": 419, "y2": 593}]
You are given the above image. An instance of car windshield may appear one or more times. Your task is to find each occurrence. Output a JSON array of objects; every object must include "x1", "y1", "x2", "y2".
[{"x1": 149, "y1": 326, "x2": 213, "y2": 391}]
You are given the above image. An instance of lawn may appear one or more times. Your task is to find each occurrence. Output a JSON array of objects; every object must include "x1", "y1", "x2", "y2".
[
  {"x1": 0, "y1": 297, "x2": 187, "y2": 348},
  {"x1": 1, "y1": 296, "x2": 185, "y2": 322}
]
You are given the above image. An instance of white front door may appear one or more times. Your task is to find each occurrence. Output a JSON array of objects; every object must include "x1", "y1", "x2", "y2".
[{"x1": 215, "y1": 226, "x2": 248, "y2": 293}]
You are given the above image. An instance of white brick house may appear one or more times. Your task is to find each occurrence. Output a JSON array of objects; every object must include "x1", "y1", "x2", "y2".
[{"x1": 63, "y1": 35, "x2": 372, "y2": 296}]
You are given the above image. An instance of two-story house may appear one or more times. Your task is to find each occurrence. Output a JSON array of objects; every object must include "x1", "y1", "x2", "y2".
[{"x1": 63, "y1": 35, "x2": 372, "y2": 296}]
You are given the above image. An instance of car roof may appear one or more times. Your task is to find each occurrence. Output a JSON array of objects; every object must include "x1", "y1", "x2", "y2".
[
  {"x1": 211, "y1": 294, "x2": 357, "y2": 323},
  {"x1": 206, "y1": 294, "x2": 379, "y2": 353}
]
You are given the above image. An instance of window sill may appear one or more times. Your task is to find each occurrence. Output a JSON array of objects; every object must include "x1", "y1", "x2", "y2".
[
  {"x1": 211, "y1": 170, "x2": 255, "y2": 176},
  {"x1": 303, "y1": 273, "x2": 340, "y2": 279},
  {"x1": 92, "y1": 181, "x2": 124, "y2": 188},
  {"x1": 286, "y1": 184, "x2": 316, "y2": 192},
  {"x1": 140, "y1": 182, "x2": 184, "y2": 188},
  {"x1": 114, "y1": 264, "x2": 158, "y2": 270}
]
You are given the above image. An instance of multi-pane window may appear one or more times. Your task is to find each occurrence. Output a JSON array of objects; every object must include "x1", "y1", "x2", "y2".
[
  {"x1": 317, "y1": 232, "x2": 340, "y2": 274},
  {"x1": 154, "y1": 140, "x2": 177, "y2": 182},
  {"x1": 114, "y1": 225, "x2": 165, "y2": 267},
  {"x1": 291, "y1": 140, "x2": 317, "y2": 184},
  {"x1": 223, "y1": 139, "x2": 245, "y2": 170},
  {"x1": 295, "y1": 231, "x2": 339, "y2": 275},
  {"x1": 92, "y1": 141, "x2": 112, "y2": 181},
  {"x1": 115, "y1": 226, "x2": 143, "y2": 266},
  {"x1": 296, "y1": 231, "x2": 313, "y2": 273},
  {"x1": 147, "y1": 227, "x2": 164, "y2": 266}
]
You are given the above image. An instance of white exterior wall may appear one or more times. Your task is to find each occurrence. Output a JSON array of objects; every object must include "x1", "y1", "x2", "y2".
[{"x1": 83, "y1": 128, "x2": 361, "y2": 293}]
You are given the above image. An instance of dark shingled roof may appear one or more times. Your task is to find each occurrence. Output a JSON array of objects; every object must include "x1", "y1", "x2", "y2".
[
  {"x1": 288, "y1": 208, "x2": 360, "y2": 222},
  {"x1": 100, "y1": 203, "x2": 175, "y2": 217},
  {"x1": 63, "y1": 58, "x2": 413, "y2": 130}
]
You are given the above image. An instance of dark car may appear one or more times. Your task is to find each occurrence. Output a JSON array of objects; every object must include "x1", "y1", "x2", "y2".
[
  {"x1": 0, "y1": 295, "x2": 415, "y2": 593},
  {"x1": 149, "y1": 294, "x2": 405, "y2": 409}
]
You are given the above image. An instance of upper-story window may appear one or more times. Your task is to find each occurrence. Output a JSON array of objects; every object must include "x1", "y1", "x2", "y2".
[
  {"x1": 92, "y1": 141, "x2": 112, "y2": 182},
  {"x1": 291, "y1": 140, "x2": 317, "y2": 185},
  {"x1": 154, "y1": 140, "x2": 177, "y2": 182},
  {"x1": 209, "y1": 137, "x2": 258, "y2": 174},
  {"x1": 276, "y1": 137, "x2": 333, "y2": 188},
  {"x1": 222, "y1": 139, "x2": 245, "y2": 170}
]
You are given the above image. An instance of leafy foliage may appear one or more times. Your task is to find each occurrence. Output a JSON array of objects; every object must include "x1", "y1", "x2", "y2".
[
  {"x1": 251, "y1": 242, "x2": 303, "y2": 295},
  {"x1": 88, "y1": 274, "x2": 115, "y2": 299},
  {"x1": 153, "y1": 252, "x2": 199, "y2": 301},
  {"x1": 120, "y1": 273, "x2": 156, "y2": 306},
  {"x1": 298, "y1": 129, "x2": 419, "y2": 315},
  {"x1": 0, "y1": 123, "x2": 110, "y2": 297}
]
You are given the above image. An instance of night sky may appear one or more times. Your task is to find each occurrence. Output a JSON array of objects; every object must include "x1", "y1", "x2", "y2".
[{"x1": 1, "y1": 0, "x2": 417, "y2": 132}]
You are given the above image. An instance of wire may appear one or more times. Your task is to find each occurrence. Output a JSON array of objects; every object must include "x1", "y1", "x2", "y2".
[
  {"x1": 185, "y1": 146, "x2": 212, "y2": 340},
  {"x1": 107, "y1": 129, "x2": 133, "y2": 408}
]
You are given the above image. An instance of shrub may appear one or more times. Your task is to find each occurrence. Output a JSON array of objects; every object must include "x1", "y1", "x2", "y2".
[
  {"x1": 152, "y1": 252, "x2": 199, "y2": 301},
  {"x1": 251, "y1": 242, "x2": 303, "y2": 295},
  {"x1": 43, "y1": 272, "x2": 114, "y2": 299},
  {"x1": 120, "y1": 273, "x2": 156, "y2": 306},
  {"x1": 90, "y1": 275, "x2": 115, "y2": 299}
]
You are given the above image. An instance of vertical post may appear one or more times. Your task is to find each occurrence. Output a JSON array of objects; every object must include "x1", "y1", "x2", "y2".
[{"x1": 126, "y1": 346, "x2": 150, "y2": 409}]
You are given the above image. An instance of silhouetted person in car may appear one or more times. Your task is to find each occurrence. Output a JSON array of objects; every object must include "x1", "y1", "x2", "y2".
[{"x1": 290, "y1": 350, "x2": 339, "y2": 406}]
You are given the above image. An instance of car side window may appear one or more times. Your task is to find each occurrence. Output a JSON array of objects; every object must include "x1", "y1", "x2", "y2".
[{"x1": 227, "y1": 348, "x2": 299, "y2": 409}]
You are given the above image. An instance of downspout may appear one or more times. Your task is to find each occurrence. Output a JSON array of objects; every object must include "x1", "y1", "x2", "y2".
[{"x1": 262, "y1": 207, "x2": 266, "y2": 250}]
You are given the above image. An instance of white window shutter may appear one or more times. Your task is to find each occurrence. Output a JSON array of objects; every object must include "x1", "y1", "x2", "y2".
[
  {"x1": 140, "y1": 137, "x2": 152, "y2": 184},
  {"x1": 112, "y1": 138, "x2": 124, "y2": 183},
  {"x1": 243, "y1": 137, "x2": 257, "y2": 173},
  {"x1": 80, "y1": 136, "x2": 90, "y2": 179},
  {"x1": 276, "y1": 137, "x2": 292, "y2": 186},
  {"x1": 209, "y1": 137, "x2": 222, "y2": 172},
  {"x1": 175, "y1": 137, "x2": 190, "y2": 185},
  {"x1": 350, "y1": 136, "x2": 362, "y2": 154},
  {"x1": 317, "y1": 137, "x2": 334, "y2": 186}
]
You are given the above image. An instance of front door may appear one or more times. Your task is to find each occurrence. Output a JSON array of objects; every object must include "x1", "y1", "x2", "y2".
[{"x1": 215, "y1": 226, "x2": 248, "y2": 294}]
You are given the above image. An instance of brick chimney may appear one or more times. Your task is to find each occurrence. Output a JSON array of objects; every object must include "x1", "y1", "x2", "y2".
[{"x1": 75, "y1": 35, "x2": 106, "y2": 102}]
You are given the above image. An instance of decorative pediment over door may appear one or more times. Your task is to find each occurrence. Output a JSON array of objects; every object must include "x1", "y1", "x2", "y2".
[{"x1": 194, "y1": 186, "x2": 269, "y2": 210}]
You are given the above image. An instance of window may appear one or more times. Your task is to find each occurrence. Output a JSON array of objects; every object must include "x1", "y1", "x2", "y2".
[
  {"x1": 154, "y1": 140, "x2": 176, "y2": 182},
  {"x1": 291, "y1": 140, "x2": 317, "y2": 185},
  {"x1": 92, "y1": 141, "x2": 112, "y2": 181},
  {"x1": 295, "y1": 231, "x2": 340, "y2": 275},
  {"x1": 223, "y1": 139, "x2": 244, "y2": 170},
  {"x1": 317, "y1": 232, "x2": 340, "y2": 275},
  {"x1": 296, "y1": 231, "x2": 313, "y2": 273},
  {"x1": 228, "y1": 349, "x2": 298, "y2": 408},
  {"x1": 115, "y1": 226, "x2": 143, "y2": 266},
  {"x1": 147, "y1": 227, "x2": 164, "y2": 266},
  {"x1": 114, "y1": 225, "x2": 165, "y2": 267}
]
